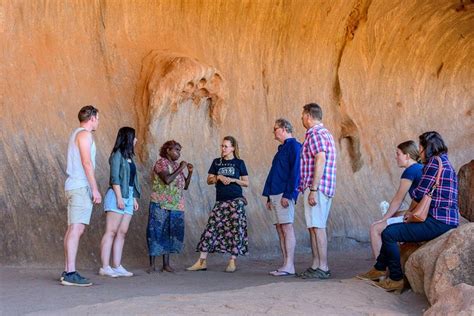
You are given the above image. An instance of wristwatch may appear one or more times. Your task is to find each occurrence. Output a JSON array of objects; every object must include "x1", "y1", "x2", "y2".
[{"x1": 310, "y1": 188, "x2": 318, "y2": 192}]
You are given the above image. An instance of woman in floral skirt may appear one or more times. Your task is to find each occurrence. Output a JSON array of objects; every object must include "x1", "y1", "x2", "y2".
[{"x1": 187, "y1": 136, "x2": 249, "y2": 273}]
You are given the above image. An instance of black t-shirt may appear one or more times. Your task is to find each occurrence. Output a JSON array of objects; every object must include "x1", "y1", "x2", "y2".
[
  {"x1": 208, "y1": 158, "x2": 248, "y2": 202},
  {"x1": 128, "y1": 160, "x2": 136, "y2": 187}
]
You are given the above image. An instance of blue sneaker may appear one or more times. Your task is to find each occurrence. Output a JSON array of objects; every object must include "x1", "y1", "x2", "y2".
[
  {"x1": 61, "y1": 272, "x2": 93, "y2": 287},
  {"x1": 59, "y1": 271, "x2": 66, "y2": 281}
]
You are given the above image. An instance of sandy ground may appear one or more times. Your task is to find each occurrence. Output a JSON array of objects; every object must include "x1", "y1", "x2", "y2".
[{"x1": 1, "y1": 251, "x2": 428, "y2": 315}]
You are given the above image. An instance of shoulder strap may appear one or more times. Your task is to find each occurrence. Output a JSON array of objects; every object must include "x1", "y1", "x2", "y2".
[{"x1": 430, "y1": 156, "x2": 443, "y2": 193}]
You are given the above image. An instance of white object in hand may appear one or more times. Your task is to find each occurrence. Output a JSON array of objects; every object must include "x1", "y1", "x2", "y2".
[
  {"x1": 379, "y1": 201, "x2": 389, "y2": 216},
  {"x1": 387, "y1": 216, "x2": 404, "y2": 225}
]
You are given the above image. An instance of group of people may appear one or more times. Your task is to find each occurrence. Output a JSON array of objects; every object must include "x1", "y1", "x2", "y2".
[{"x1": 61, "y1": 104, "x2": 460, "y2": 294}]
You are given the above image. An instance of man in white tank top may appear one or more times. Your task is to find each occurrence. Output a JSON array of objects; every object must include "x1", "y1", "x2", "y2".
[{"x1": 61, "y1": 105, "x2": 101, "y2": 287}]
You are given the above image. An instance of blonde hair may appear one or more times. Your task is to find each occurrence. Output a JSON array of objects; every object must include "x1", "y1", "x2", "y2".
[{"x1": 223, "y1": 135, "x2": 240, "y2": 159}]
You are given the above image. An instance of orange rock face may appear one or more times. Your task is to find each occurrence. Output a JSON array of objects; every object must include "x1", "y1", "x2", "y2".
[{"x1": 1, "y1": 1, "x2": 473, "y2": 266}]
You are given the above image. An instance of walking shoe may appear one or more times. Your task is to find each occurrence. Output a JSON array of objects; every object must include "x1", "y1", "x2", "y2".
[
  {"x1": 99, "y1": 266, "x2": 119, "y2": 278},
  {"x1": 356, "y1": 268, "x2": 386, "y2": 281},
  {"x1": 299, "y1": 267, "x2": 331, "y2": 279},
  {"x1": 186, "y1": 258, "x2": 207, "y2": 271},
  {"x1": 61, "y1": 272, "x2": 93, "y2": 287},
  {"x1": 225, "y1": 259, "x2": 236, "y2": 273},
  {"x1": 372, "y1": 277, "x2": 404, "y2": 294},
  {"x1": 112, "y1": 265, "x2": 133, "y2": 277},
  {"x1": 59, "y1": 271, "x2": 66, "y2": 282}
]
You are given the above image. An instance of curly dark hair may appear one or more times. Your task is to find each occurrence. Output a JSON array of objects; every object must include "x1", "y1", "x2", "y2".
[{"x1": 159, "y1": 140, "x2": 182, "y2": 158}]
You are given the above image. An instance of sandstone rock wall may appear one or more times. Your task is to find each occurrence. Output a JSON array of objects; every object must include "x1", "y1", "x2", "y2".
[{"x1": 1, "y1": 0, "x2": 473, "y2": 267}]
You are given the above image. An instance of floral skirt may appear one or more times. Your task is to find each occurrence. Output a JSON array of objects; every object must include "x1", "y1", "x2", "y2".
[
  {"x1": 146, "y1": 202, "x2": 184, "y2": 256},
  {"x1": 196, "y1": 198, "x2": 248, "y2": 256}
]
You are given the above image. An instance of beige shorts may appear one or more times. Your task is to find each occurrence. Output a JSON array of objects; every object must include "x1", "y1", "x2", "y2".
[
  {"x1": 66, "y1": 186, "x2": 93, "y2": 225},
  {"x1": 269, "y1": 194, "x2": 295, "y2": 225},
  {"x1": 303, "y1": 189, "x2": 332, "y2": 228}
]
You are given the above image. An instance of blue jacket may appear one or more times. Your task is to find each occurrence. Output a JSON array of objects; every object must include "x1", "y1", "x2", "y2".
[
  {"x1": 262, "y1": 138, "x2": 301, "y2": 202},
  {"x1": 109, "y1": 151, "x2": 141, "y2": 199}
]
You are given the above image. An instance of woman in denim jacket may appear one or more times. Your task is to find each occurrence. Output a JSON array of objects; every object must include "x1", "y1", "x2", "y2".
[{"x1": 99, "y1": 127, "x2": 141, "y2": 277}]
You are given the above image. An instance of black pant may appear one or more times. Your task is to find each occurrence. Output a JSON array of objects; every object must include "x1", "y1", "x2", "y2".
[{"x1": 374, "y1": 216, "x2": 455, "y2": 281}]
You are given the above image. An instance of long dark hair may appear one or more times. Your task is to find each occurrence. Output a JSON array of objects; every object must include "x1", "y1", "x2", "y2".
[
  {"x1": 419, "y1": 131, "x2": 448, "y2": 161},
  {"x1": 111, "y1": 127, "x2": 135, "y2": 159}
]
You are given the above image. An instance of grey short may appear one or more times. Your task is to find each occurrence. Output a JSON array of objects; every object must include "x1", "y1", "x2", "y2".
[
  {"x1": 303, "y1": 189, "x2": 332, "y2": 228},
  {"x1": 269, "y1": 194, "x2": 295, "y2": 225},
  {"x1": 66, "y1": 186, "x2": 93, "y2": 225}
]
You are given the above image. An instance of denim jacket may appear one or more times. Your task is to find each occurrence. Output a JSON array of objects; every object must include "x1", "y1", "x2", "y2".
[{"x1": 109, "y1": 151, "x2": 141, "y2": 199}]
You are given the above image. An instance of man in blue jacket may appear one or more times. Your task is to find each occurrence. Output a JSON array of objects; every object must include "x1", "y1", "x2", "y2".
[{"x1": 263, "y1": 118, "x2": 301, "y2": 276}]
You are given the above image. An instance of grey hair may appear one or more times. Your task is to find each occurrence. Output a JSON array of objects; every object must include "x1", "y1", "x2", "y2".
[{"x1": 275, "y1": 118, "x2": 294, "y2": 133}]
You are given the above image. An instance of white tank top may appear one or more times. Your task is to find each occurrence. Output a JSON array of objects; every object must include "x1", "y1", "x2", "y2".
[{"x1": 65, "y1": 127, "x2": 96, "y2": 191}]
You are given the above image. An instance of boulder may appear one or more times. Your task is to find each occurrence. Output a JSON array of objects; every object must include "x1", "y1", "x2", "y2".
[
  {"x1": 405, "y1": 223, "x2": 474, "y2": 313},
  {"x1": 458, "y1": 160, "x2": 474, "y2": 222},
  {"x1": 424, "y1": 283, "x2": 474, "y2": 316}
]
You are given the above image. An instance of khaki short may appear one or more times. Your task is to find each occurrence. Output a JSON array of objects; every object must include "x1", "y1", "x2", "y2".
[
  {"x1": 66, "y1": 186, "x2": 93, "y2": 225},
  {"x1": 303, "y1": 189, "x2": 332, "y2": 228},
  {"x1": 269, "y1": 194, "x2": 295, "y2": 225}
]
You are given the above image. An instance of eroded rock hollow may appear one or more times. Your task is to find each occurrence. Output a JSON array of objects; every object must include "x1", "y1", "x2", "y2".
[{"x1": 1, "y1": 0, "x2": 473, "y2": 267}]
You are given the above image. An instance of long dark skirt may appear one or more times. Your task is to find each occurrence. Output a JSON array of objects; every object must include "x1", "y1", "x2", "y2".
[
  {"x1": 196, "y1": 198, "x2": 248, "y2": 256},
  {"x1": 146, "y1": 202, "x2": 185, "y2": 256}
]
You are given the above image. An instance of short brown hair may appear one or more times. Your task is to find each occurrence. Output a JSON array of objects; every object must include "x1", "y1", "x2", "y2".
[
  {"x1": 78, "y1": 105, "x2": 99, "y2": 123},
  {"x1": 303, "y1": 103, "x2": 322, "y2": 120},
  {"x1": 397, "y1": 140, "x2": 420, "y2": 162}
]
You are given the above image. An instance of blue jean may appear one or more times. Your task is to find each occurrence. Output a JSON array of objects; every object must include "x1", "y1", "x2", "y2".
[{"x1": 374, "y1": 216, "x2": 456, "y2": 281}]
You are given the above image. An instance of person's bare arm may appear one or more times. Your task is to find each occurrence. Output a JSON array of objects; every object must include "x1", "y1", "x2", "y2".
[
  {"x1": 184, "y1": 163, "x2": 193, "y2": 190},
  {"x1": 207, "y1": 174, "x2": 218, "y2": 185},
  {"x1": 157, "y1": 161, "x2": 187, "y2": 185},
  {"x1": 231, "y1": 176, "x2": 249, "y2": 187},
  {"x1": 307, "y1": 152, "x2": 326, "y2": 206},
  {"x1": 77, "y1": 130, "x2": 101, "y2": 204},
  {"x1": 382, "y1": 179, "x2": 412, "y2": 220}
]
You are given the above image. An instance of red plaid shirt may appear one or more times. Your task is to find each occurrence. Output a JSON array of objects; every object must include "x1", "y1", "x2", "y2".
[{"x1": 299, "y1": 123, "x2": 337, "y2": 197}]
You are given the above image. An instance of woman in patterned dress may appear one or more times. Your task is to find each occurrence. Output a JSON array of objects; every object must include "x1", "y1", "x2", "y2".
[
  {"x1": 146, "y1": 140, "x2": 193, "y2": 273},
  {"x1": 187, "y1": 136, "x2": 249, "y2": 273}
]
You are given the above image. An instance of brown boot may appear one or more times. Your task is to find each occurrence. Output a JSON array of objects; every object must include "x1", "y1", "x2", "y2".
[
  {"x1": 372, "y1": 277, "x2": 404, "y2": 294},
  {"x1": 186, "y1": 258, "x2": 207, "y2": 271},
  {"x1": 356, "y1": 268, "x2": 386, "y2": 281}
]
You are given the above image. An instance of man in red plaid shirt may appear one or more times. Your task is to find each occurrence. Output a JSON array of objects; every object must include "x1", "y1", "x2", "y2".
[{"x1": 297, "y1": 103, "x2": 336, "y2": 280}]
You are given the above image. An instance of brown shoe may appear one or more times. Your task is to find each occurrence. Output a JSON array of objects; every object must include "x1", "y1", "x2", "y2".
[
  {"x1": 356, "y1": 268, "x2": 386, "y2": 281},
  {"x1": 372, "y1": 277, "x2": 404, "y2": 294}
]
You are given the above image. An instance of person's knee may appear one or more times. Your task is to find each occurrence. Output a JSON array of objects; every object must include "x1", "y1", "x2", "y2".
[
  {"x1": 381, "y1": 226, "x2": 397, "y2": 243},
  {"x1": 69, "y1": 224, "x2": 85, "y2": 237},
  {"x1": 116, "y1": 229, "x2": 128, "y2": 239}
]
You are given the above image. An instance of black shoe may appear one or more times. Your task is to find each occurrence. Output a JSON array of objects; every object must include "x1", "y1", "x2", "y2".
[
  {"x1": 61, "y1": 272, "x2": 93, "y2": 287},
  {"x1": 59, "y1": 271, "x2": 66, "y2": 282}
]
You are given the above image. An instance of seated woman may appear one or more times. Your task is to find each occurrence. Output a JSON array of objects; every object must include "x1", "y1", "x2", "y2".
[
  {"x1": 358, "y1": 131, "x2": 460, "y2": 293},
  {"x1": 146, "y1": 140, "x2": 193, "y2": 273},
  {"x1": 187, "y1": 136, "x2": 249, "y2": 273},
  {"x1": 368, "y1": 141, "x2": 423, "y2": 260}
]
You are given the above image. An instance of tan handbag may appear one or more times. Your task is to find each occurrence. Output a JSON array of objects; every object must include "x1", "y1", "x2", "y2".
[{"x1": 405, "y1": 156, "x2": 443, "y2": 223}]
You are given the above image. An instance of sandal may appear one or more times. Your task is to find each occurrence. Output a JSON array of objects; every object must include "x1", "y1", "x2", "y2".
[{"x1": 296, "y1": 267, "x2": 318, "y2": 278}]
